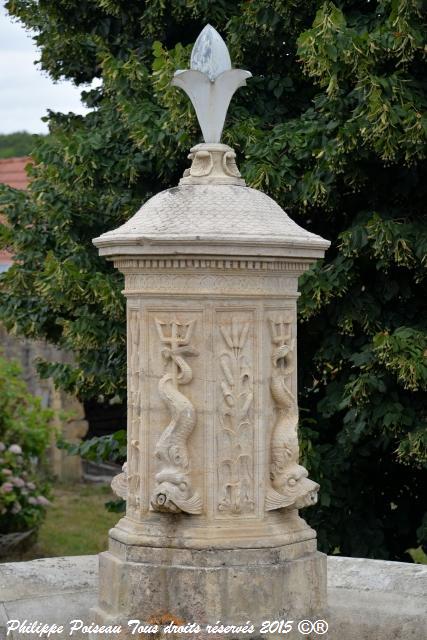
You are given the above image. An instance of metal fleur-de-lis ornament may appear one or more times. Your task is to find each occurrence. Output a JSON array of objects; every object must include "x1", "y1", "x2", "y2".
[{"x1": 172, "y1": 25, "x2": 252, "y2": 143}]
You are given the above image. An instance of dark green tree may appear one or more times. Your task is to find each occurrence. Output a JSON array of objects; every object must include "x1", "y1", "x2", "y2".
[
  {"x1": 1, "y1": 0, "x2": 425, "y2": 560},
  {"x1": 0, "y1": 131, "x2": 41, "y2": 159}
]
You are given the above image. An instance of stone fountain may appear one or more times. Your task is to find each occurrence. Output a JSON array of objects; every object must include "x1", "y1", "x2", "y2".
[
  {"x1": 92, "y1": 24, "x2": 330, "y2": 634},
  {"x1": 1, "y1": 24, "x2": 425, "y2": 640}
]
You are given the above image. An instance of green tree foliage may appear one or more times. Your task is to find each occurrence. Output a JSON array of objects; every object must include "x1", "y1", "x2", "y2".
[
  {"x1": 0, "y1": 0, "x2": 425, "y2": 559},
  {"x1": 0, "y1": 131, "x2": 41, "y2": 158}
]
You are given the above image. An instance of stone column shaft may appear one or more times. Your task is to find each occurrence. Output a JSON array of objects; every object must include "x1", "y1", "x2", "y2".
[{"x1": 110, "y1": 258, "x2": 318, "y2": 551}]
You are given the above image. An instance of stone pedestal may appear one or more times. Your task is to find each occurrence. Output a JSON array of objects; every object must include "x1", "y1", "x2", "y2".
[
  {"x1": 93, "y1": 540, "x2": 326, "y2": 632},
  {"x1": 93, "y1": 143, "x2": 329, "y2": 631}
]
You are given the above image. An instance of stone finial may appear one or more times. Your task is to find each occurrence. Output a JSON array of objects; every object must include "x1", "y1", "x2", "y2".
[
  {"x1": 180, "y1": 143, "x2": 245, "y2": 186},
  {"x1": 171, "y1": 24, "x2": 252, "y2": 144}
]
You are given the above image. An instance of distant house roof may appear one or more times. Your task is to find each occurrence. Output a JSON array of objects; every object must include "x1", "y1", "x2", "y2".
[
  {"x1": 0, "y1": 156, "x2": 30, "y2": 190},
  {"x1": 0, "y1": 156, "x2": 30, "y2": 270}
]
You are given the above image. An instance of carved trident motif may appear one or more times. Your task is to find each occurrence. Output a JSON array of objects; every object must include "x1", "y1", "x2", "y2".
[
  {"x1": 269, "y1": 316, "x2": 294, "y2": 376},
  {"x1": 151, "y1": 318, "x2": 202, "y2": 515},
  {"x1": 155, "y1": 319, "x2": 198, "y2": 387}
]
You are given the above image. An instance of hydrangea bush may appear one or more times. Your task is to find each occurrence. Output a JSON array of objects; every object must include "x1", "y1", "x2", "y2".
[{"x1": 0, "y1": 354, "x2": 53, "y2": 534}]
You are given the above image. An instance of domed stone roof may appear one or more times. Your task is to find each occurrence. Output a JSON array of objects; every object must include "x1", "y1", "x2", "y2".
[{"x1": 93, "y1": 144, "x2": 329, "y2": 260}]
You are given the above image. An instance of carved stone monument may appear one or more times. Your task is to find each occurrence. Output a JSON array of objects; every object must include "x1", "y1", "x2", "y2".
[{"x1": 93, "y1": 25, "x2": 330, "y2": 634}]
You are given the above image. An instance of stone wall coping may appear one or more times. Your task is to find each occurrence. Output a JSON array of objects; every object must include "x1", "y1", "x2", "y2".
[{"x1": 2, "y1": 554, "x2": 426, "y2": 602}]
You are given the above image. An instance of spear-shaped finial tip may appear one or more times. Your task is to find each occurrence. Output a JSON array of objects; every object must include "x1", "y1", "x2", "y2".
[{"x1": 190, "y1": 24, "x2": 232, "y2": 82}]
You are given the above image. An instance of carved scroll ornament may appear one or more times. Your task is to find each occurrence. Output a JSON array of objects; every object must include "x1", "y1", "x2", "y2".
[{"x1": 266, "y1": 317, "x2": 319, "y2": 511}]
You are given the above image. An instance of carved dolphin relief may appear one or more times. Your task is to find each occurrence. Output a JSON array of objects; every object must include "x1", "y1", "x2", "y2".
[
  {"x1": 266, "y1": 321, "x2": 320, "y2": 511},
  {"x1": 150, "y1": 320, "x2": 202, "y2": 515}
]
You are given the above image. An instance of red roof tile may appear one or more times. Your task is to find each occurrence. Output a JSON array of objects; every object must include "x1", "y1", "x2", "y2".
[{"x1": 0, "y1": 156, "x2": 31, "y2": 190}]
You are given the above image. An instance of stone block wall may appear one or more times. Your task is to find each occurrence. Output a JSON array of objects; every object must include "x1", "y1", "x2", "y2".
[{"x1": 0, "y1": 325, "x2": 87, "y2": 481}]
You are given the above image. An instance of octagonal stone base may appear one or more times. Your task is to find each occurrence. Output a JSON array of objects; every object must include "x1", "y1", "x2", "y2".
[{"x1": 92, "y1": 538, "x2": 326, "y2": 637}]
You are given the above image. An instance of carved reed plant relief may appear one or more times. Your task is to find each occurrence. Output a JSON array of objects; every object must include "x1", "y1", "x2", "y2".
[{"x1": 217, "y1": 317, "x2": 254, "y2": 514}]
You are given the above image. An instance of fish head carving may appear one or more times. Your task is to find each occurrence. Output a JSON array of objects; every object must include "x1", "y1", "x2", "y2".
[
  {"x1": 151, "y1": 469, "x2": 202, "y2": 514},
  {"x1": 273, "y1": 463, "x2": 319, "y2": 509}
]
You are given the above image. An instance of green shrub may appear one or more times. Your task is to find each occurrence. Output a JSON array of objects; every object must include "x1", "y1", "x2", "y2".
[{"x1": 0, "y1": 354, "x2": 53, "y2": 533}]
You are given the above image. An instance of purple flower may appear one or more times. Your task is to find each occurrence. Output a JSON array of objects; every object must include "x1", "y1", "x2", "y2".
[
  {"x1": 1, "y1": 482, "x2": 14, "y2": 493},
  {"x1": 0, "y1": 442, "x2": 5, "y2": 452},
  {"x1": 11, "y1": 503, "x2": 22, "y2": 514},
  {"x1": 11, "y1": 477, "x2": 25, "y2": 488},
  {"x1": 36, "y1": 495, "x2": 51, "y2": 506},
  {"x1": 2, "y1": 469, "x2": 12, "y2": 476},
  {"x1": 26, "y1": 482, "x2": 36, "y2": 490},
  {"x1": 8, "y1": 444, "x2": 22, "y2": 454},
  {"x1": 28, "y1": 497, "x2": 38, "y2": 505}
]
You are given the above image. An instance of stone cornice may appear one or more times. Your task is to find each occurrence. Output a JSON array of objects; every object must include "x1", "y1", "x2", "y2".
[{"x1": 97, "y1": 238, "x2": 329, "y2": 262}]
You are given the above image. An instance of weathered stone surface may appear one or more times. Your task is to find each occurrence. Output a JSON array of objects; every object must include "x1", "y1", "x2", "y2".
[
  {"x1": 1, "y1": 555, "x2": 426, "y2": 639},
  {"x1": 94, "y1": 181, "x2": 328, "y2": 258},
  {"x1": 94, "y1": 545, "x2": 326, "y2": 624},
  {"x1": 328, "y1": 556, "x2": 427, "y2": 640},
  {"x1": 92, "y1": 140, "x2": 330, "y2": 624},
  {"x1": 0, "y1": 556, "x2": 98, "y2": 640},
  {"x1": 0, "y1": 556, "x2": 97, "y2": 602}
]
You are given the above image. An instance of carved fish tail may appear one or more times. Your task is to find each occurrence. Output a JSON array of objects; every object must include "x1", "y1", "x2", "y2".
[{"x1": 270, "y1": 374, "x2": 299, "y2": 468}]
